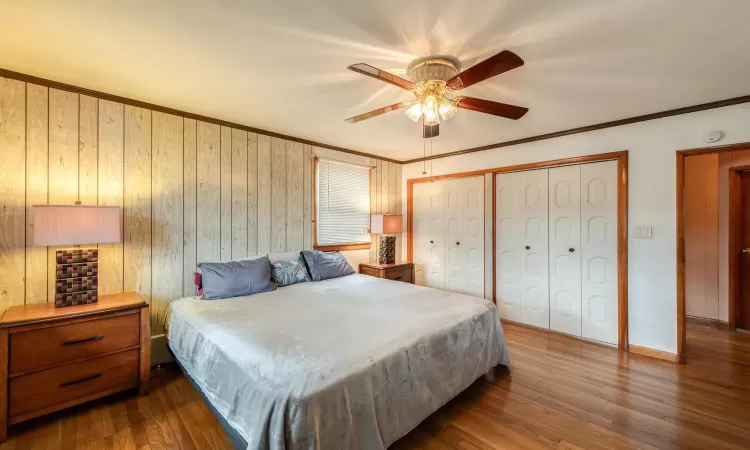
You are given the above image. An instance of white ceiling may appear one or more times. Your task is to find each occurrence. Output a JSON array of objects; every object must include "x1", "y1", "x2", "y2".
[{"x1": 2, "y1": 0, "x2": 749, "y2": 161}]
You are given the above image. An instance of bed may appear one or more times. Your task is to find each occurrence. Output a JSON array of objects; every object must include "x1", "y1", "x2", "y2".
[{"x1": 166, "y1": 273, "x2": 510, "y2": 450}]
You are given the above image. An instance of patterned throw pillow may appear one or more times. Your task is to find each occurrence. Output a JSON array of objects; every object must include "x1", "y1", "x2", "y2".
[{"x1": 272, "y1": 259, "x2": 311, "y2": 287}]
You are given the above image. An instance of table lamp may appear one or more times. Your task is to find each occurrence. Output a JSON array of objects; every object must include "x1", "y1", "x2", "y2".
[
  {"x1": 371, "y1": 214, "x2": 403, "y2": 264},
  {"x1": 32, "y1": 205, "x2": 121, "y2": 307}
]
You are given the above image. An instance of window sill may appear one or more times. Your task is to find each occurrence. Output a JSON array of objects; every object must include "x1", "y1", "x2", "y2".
[{"x1": 314, "y1": 243, "x2": 371, "y2": 252}]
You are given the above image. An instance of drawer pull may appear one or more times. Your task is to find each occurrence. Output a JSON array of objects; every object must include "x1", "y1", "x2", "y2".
[
  {"x1": 59, "y1": 373, "x2": 101, "y2": 388},
  {"x1": 61, "y1": 335, "x2": 104, "y2": 346},
  {"x1": 392, "y1": 276, "x2": 403, "y2": 280}
]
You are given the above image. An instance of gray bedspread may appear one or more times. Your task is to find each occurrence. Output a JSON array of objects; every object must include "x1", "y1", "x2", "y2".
[{"x1": 167, "y1": 274, "x2": 510, "y2": 450}]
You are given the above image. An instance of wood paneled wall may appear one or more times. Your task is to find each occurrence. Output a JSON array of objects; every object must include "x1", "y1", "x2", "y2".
[
  {"x1": 0, "y1": 77, "x2": 400, "y2": 335},
  {"x1": 684, "y1": 153, "x2": 719, "y2": 319},
  {"x1": 369, "y1": 160, "x2": 403, "y2": 262}
]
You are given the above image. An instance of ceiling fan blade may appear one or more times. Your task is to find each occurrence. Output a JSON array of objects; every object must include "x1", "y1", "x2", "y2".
[
  {"x1": 423, "y1": 123, "x2": 439, "y2": 138},
  {"x1": 348, "y1": 64, "x2": 414, "y2": 90},
  {"x1": 345, "y1": 101, "x2": 411, "y2": 123},
  {"x1": 456, "y1": 97, "x2": 528, "y2": 120},
  {"x1": 446, "y1": 50, "x2": 524, "y2": 90}
]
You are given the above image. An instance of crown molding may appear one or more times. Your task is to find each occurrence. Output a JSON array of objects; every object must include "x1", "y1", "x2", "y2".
[
  {"x1": 6, "y1": 67, "x2": 749, "y2": 166},
  {"x1": 401, "y1": 94, "x2": 750, "y2": 164},
  {"x1": 0, "y1": 67, "x2": 401, "y2": 164}
]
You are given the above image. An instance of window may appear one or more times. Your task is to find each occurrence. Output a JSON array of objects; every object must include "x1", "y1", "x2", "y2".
[{"x1": 316, "y1": 158, "x2": 371, "y2": 249}]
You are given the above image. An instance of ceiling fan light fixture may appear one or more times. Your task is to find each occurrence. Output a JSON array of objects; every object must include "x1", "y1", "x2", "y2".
[
  {"x1": 346, "y1": 51, "x2": 527, "y2": 135},
  {"x1": 405, "y1": 102, "x2": 424, "y2": 122}
]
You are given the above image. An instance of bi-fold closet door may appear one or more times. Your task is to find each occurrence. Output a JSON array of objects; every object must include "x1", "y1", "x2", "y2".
[
  {"x1": 413, "y1": 176, "x2": 484, "y2": 298},
  {"x1": 495, "y1": 160, "x2": 618, "y2": 345}
]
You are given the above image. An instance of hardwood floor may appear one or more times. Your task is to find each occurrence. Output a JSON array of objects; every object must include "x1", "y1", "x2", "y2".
[{"x1": 3, "y1": 322, "x2": 749, "y2": 449}]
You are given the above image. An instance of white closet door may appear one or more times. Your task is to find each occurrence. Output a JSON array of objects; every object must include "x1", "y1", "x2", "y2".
[
  {"x1": 412, "y1": 182, "x2": 429, "y2": 286},
  {"x1": 520, "y1": 169, "x2": 550, "y2": 329},
  {"x1": 412, "y1": 182, "x2": 445, "y2": 289},
  {"x1": 444, "y1": 176, "x2": 484, "y2": 296},
  {"x1": 462, "y1": 176, "x2": 485, "y2": 297},
  {"x1": 548, "y1": 165, "x2": 582, "y2": 336},
  {"x1": 580, "y1": 160, "x2": 618, "y2": 345},
  {"x1": 495, "y1": 172, "x2": 523, "y2": 321}
]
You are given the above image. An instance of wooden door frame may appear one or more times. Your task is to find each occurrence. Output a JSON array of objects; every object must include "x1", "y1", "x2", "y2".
[
  {"x1": 407, "y1": 150, "x2": 629, "y2": 351},
  {"x1": 676, "y1": 142, "x2": 750, "y2": 364}
]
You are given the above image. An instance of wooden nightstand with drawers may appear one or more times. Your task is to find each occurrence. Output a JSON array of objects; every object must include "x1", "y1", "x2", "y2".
[
  {"x1": 359, "y1": 262, "x2": 415, "y2": 284},
  {"x1": 0, "y1": 292, "x2": 150, "y2": 442}
]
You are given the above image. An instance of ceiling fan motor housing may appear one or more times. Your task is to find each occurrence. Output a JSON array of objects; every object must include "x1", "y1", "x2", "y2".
[{"x1": 407, "y1": 57, "x2": 459, "y2": 84}]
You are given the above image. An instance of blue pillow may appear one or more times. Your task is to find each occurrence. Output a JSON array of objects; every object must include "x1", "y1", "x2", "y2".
[
  {"x1": 300, "y1": 250, "x2": 355, "y2": 282},
  {"x1": 198, "y1": 257, "x2": 277, "y2": 300}
]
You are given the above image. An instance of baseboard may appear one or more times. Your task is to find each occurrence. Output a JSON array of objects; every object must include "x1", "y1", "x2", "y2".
[
  {"x1": 686, "y1": 316, "x2": 730, "y2": 328},
  {"x1": 150, "y1": 334, "x2": 174, "y2": 366},
  {"x1": 629, "y1": 344, "x2": 679, "y2": 362},
  {"x1": 500, "y1": 319, "x2": 617, "y2": 349}
]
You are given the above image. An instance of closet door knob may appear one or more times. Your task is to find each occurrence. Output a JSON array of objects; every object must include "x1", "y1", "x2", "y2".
[
  {"x1": 525, "y1": 245, "x2": 530, "y2": 250},
  {"x1": 569, "y1": 248, "x2": 575, "y2": 253},
  {"x1": 456, "y1": 242, "x2": 460, "y2": 245},
  {"x1": 429, "y1": 240, "x2": 434, "y2": 244}
]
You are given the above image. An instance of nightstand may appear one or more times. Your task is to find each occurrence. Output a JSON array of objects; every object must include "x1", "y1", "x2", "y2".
[
  {"x1": 0, "y1": 292, "x2": 150, "y2": 442},
  {"x1": 359, "y1": 262, "x2": 415, "y2": 284}
]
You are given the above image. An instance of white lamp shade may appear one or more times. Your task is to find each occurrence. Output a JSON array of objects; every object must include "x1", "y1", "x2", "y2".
[
  {"x1": 370, "y1": 214, "x2": 403, "y2": 234},
  {"x1": 32, "y1": 205, "x2": 122, "y2": 246}
]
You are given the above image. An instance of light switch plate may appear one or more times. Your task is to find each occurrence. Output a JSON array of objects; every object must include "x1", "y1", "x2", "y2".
[{"x1": 633, "y1": 225, "x2": 652, "y2": 239}]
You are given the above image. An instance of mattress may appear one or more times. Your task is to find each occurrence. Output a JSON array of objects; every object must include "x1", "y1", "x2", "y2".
[{"x1": 167, "y1": 274, "x2": 510, "y2": 450}]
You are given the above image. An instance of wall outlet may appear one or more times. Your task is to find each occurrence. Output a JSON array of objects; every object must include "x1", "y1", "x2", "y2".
[{"x1": 633, "y1": 225, "x2": 652, "y2": 239}]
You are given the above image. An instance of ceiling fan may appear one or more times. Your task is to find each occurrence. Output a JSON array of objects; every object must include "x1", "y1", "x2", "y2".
[{"x1": 345, "y1": 50, "x2": 528, "y2": 138}]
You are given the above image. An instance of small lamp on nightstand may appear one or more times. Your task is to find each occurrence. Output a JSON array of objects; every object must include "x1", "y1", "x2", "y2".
[
  {"x1": 32, "y1": 205, "x2": 121, "y2": 307},
  {"x1": 370, "y1": 214, "x2": 402, "y2": 264}
]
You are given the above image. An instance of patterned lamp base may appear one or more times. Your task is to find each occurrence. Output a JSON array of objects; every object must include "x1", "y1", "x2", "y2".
[
  {"x1": 378, "y1": 235, "x2": 396, "y2": 264},
  {"x1": 55, "y1": 249, "x2": 98, "y2": 307}
]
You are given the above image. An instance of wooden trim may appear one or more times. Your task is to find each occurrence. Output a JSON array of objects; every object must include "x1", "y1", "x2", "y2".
[
  {"x1": 617, "y1": 152, "x2": 629, "y2": 351},
  {"x1": 402, "y1": 96, "x2": 750, "y2": 164},
  {"x1": 5, "y1": 64, "x2": 746, "y2": 167},
  {"x1": 686, "y1": 315, "x2": 730, "y2": 328},
  {"x1": 675, "y1": 141, "x2": 750, "y2": 364},
  {"x1": 0, "y1": 67, "x2": 400, "y2": 165},
  {"x1": 314, "y1": 243, "x2": 371, "y2": 251},
  {"x1": 629, "y1": 344, "x2": 680, "y2": 363},
  {"x1": 408, "y1": 151, "x2": 628, "y2": 184},
  {"x1": 676, "y1": 141, "x2": 750, "y2": 156},
  {"x1": 408, "y1": 151, "x2": 629, "y2": 349},
  {"x1": 676, "y1": 151, "x2": 687, "y2": 364}
]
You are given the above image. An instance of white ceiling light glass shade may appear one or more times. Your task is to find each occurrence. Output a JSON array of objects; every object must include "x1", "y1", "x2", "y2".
[
  {"x1": 438, "y1": 98, "x2": 457, "y2": 121},
  {"x1": 422, "y1": 95, "x2": 440, "y2": 125},
  {"x1": 405, "y1": 101, "x2": 424, "y2": 122}
]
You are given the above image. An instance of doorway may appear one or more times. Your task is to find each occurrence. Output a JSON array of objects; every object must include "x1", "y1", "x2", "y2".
[
  {"x1": 730, "y1": 168, "x2": 750, "y2": 330},
  {"x1": 677, "y1": 143, "x2": 750, "y2": 363}
]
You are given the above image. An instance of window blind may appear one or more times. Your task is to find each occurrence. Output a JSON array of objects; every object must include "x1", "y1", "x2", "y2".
[{"x1": 317, "y1": 159, "x2": 371, "y2": 245}]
